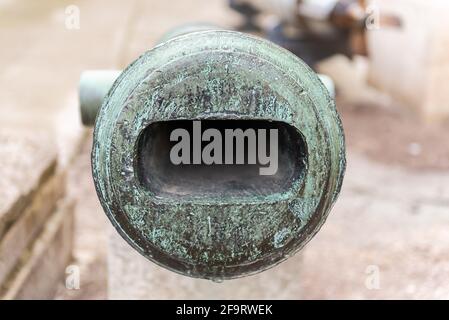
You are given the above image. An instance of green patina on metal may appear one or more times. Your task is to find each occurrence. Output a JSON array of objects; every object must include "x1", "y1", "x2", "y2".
[
  {"x1": 89, "y1": 29, "x2": 346, "y2": 280},
  {"x1": 79, "y1": 70, "x2": 121, "y2": 126}
]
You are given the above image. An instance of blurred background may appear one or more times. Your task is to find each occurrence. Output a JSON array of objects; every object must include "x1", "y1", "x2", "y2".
[{"x1": 0, "y1": 0, "x2": 448, "y2": 300}]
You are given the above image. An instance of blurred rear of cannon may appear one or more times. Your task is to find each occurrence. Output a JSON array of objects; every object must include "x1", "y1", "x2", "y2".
[{"x1": 229, "y1": 0, "x2": 401, "y2": 67}]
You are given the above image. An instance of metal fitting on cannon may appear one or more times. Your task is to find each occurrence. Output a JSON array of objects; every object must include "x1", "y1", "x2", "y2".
[{"x1": 79, "y1": 25, "x2": 346, "y2": 280}]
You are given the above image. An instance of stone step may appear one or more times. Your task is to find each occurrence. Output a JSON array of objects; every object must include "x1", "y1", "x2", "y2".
[{"x1": 0, "y1": 200, "x2": 74, "y2": 300}]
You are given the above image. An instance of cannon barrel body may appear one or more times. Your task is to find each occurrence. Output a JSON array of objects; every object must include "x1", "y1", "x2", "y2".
[{"x1": 81, "y1": 26, "x2": 345, "y2": 280}]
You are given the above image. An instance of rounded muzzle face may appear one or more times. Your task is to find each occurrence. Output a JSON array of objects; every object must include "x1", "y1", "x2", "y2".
[{"x1": 92, "y1": 30, "x2": 345, "y2": 280}]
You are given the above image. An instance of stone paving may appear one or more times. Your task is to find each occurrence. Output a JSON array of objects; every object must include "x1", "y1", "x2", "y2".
[{"x1": 300, "y1": 154, "x2": 449, "y2": 299}]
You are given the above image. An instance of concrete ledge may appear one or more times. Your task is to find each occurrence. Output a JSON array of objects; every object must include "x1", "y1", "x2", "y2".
[
  {"x1": 0, "y1": 129, "x2": 57, "y2": 237},
  {"x1": 0, "y1": 200, "x2": 74, "y2": 300},
  {"x1": 0, "y1": 173, "x2": 65, "y2": 286}
]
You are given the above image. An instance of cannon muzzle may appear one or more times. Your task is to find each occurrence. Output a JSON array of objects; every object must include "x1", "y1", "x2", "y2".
[{"x1": 80, "y1": 26, "x2": 345, "y2": 280}]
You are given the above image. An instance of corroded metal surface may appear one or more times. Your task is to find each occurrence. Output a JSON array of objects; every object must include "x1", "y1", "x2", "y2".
[
  {"x1": 79, "y1": 70, "x2": 121, "y2": 126},
  {"x1": 91, "y1": 30, "x2": 345, "y2": 280}
]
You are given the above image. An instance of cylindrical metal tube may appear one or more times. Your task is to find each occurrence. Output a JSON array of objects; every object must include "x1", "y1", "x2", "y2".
[
  {"x1": 79, "y1": 69, "x2": 335, "y2": 127},
  {"x1": 89, "y1": 29, "x2": 345, "y2": 280}
]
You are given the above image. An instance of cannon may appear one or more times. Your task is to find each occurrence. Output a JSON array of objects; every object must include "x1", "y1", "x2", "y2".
[{"x1": 79, "y1": 25, "x2": 346, "y2": 281}]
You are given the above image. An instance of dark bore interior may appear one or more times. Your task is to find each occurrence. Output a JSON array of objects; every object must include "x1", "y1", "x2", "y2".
[{"x1": 135, "y1": 120, "x2": 307, "y2": 200}]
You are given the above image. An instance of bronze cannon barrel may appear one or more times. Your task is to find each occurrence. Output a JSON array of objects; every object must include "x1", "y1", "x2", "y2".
[{"x1": 80, "y1": 26, "x2": 345, "y2": 280}]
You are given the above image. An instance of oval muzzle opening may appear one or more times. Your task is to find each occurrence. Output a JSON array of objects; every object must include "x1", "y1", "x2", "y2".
[{"x1": 135, "y1": 119, "x2": 307, "y2": 201}]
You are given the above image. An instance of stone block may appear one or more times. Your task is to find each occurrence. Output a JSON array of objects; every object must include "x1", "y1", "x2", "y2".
[
  {"x1": 0, "y1": 200, "x2": 74, "y2": 300},
  {"x1": 367, "y1": 0, "x2": 449, "y2": 120},
  {"x1": 0, "y1": 129, "x2": 57, "y2": 237}
]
